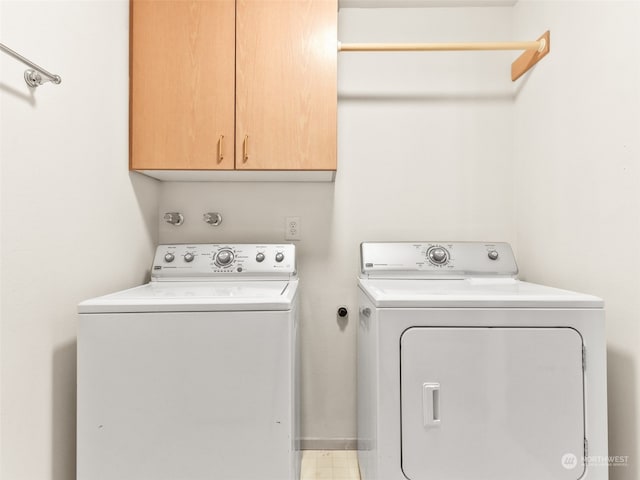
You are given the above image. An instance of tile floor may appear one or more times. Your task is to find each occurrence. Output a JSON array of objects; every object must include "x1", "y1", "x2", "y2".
[{"x1": 301, "y1": 450, "x2": 361, "y2": 480}]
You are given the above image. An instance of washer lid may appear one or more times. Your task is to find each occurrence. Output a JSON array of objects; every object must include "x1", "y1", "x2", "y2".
[
  {"x1": 359, "y1": 278, "x2": 603, "y2": 308},
  {"x1": 78, "y1": 280, "x2": 297, "y2": 314}
]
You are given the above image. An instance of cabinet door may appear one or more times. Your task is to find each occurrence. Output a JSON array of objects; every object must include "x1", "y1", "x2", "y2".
[
  {"x1": 236, "y1": 0, "x2": 337, "y2": 170},
  {"x1": 130, "y1": 0, "x2": 235, "y2": 170}
]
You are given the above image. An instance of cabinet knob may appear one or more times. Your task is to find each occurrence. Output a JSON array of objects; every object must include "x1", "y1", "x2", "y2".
[{"x1": 243, "y1": 135, "x2": 249, "y2": 162}]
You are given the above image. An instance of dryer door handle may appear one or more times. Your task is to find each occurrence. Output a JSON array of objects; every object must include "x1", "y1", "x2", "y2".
[{"x1": 422, "y1": 382, "x2": 441, "y2": 428}]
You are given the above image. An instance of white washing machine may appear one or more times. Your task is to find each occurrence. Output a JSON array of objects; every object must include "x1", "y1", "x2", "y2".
[
  {"x1": 77, "y1": 244, "x2": 300, "y2": 480},
  {"x1": 357, "y1": 242, "x2": 608, "y2": 480}
]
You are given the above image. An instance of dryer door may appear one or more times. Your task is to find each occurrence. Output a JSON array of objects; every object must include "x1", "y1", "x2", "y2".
[{"x1": 400, "y1": 327, "x2": 585, "y2": 480}]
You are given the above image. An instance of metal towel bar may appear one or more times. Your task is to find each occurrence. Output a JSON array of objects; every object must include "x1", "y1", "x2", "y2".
[{"x1": 0, "y1": 42, "x2": 61, "y2": 87}]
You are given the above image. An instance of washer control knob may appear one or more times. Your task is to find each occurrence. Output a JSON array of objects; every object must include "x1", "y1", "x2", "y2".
[
  {"x1": 429, "y1": 247, "x2": 448, "y2": 265},
  {"x1": 184, "y1": 252, "x2": 195, "y2": 263},
  {"x1": 216, "y1": 249, "x2": 234, "y2": 266},
  {"x1": 164, "y1": 253, "x2": 175, "y2": 263},
  {"x1": 488, "y1": 250, "x2": 499, "y2": 261},
  {"x1": 256, "y1": 252, "x2": 265, "y2": 263},
  {"x1": 275, "y1": 252, "x2": 285, "y2": 263}
]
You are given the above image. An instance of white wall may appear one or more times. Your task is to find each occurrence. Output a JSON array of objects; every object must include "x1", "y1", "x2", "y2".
[
  {"x1": 513, "y1": 1, "x2": 640, "y2": 478},
  {"x1": 159, "y1": 6, "x2": 516, "y2": 446},
  {"x1": 5, "y1": 1, "x2": 634, "y2": 477},
  {"x1": 0, "y1": 8, "x2": 4, "y2": 471},
  {"x1": 0, "y1": 1, "x2": 159, "y2": 479}
]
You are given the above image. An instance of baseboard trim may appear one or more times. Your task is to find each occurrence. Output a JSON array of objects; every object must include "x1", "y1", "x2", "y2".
[{"x1": 301, "y1": 438, "x2": 357, "y2": 450}]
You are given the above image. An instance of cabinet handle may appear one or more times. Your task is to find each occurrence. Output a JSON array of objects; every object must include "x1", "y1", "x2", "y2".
[
  {"x1": 217, "y1": 135, "x2": 224, "y2": 163},
  {"x1": 243, "y1": 135, "x2": 249, "y2": 163}
]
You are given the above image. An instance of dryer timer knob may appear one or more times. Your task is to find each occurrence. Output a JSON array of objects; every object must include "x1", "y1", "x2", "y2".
[
  {"x1": 488, "y1": 250, "x2": 499, "y2": 261},
  {"x1": 429, "y1": 247, "x2": 448, "y2": 265},
  {"x1": 275, "y1": 252, "x2": 285, "y2": 263}
]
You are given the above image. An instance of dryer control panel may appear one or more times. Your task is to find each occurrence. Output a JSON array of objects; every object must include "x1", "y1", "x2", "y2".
[
  {"x1": 152, "y1": 244, "x2": 296, "y2": 280},
  {"x1": 360, "y1": 242, "x2": 518, "y2": 278}
]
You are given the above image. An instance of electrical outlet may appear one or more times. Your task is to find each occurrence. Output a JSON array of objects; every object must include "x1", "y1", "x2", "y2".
[{"x1": 285, "y1": 216, "x2": 301, "y2": 241}]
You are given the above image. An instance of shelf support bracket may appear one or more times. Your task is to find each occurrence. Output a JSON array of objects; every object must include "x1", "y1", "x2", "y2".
[{"x1": 511, "y1": 31, "x2": 550, "y2": 81}]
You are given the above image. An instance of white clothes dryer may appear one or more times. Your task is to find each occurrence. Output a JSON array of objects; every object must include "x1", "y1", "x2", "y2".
[
  {"x1": 357, "y1": 242, "x2": 608, "y2": 480},
  {"x1": 77, "y1": 244, "x2": 299, "y2": 480}
]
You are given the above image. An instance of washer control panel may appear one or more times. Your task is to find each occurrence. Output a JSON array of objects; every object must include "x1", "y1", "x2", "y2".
[
  {"x1": 152, "y1": 244, "x2": 295, "y2": 280},
  {"x1": 360, "y1": 242, "x2": 517, "y2": 277}
]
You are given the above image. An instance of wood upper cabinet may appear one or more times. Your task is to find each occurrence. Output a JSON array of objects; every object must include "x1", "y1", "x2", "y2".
[
  {"x1": 130, "y1": 0, "x2": 235, "y2": 170},
  {"x1": 236, "y1": 0, "x2": 337, "y2": 171},
  {"x1": 130, "y1": 0, "x2": 337, "y2": 174}
]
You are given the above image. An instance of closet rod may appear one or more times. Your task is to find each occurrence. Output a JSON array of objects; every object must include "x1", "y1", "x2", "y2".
[
  {"x1": 0, "y1": 42, "x2": 62, "y2": 87},
  {"x1": 338, "y1": 30, "x2": 551, "y2": 82},
  {"x1": 338, "y1": 39, "x2": 545, "y2": 52}
]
